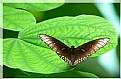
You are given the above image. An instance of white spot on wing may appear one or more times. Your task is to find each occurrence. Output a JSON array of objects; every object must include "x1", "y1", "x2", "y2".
[
  {"x1": 44, "y1": 39, "x2": 50, "y2": 42},
  {"x1": 98, "y1": 42, "x2": 105, "y2": 45},
  {"x1": 57, "y1": 52, "x2": 60, "y2": 54},
  {"x1": 40, "y1": 35, "x2": 49, "y2": 40},
  {"x1": 49, "y1": 43, "x2": 54, "y2": 47},
  {"x1": 99, "y1": 38, "x2": 109, "y2": 44},
  {"x1": 81, "y1": 49, "x2": 85, "y2": 52},
  {"x1": 40, "y1": 34, "x2": 45, "y2": 37},
  {"x1": 53, "y1": 47, "x2": 57, "y2": 51},
  {"x1": 78, "y1": 60, "x2": 80, "y2": 63},
  {"x1": 104, "y1": 38, "x2": 109, "y2": 41},
  {"x1": 83, "y1": 57, "x2": 86, "y2": 59},
  {"x1": 61, "y1": 56, "x2": 64, "y2": 58},
  {"x1": 47, "y1": 41, "x2": 53, "y2": 44},
  {"x1": 93, "y1": 45, "x2": 99, "y2": 50},
  {"x1": 59, "y1": 55, "x2": 61, "y2": 56},
  {"x1": 96, "y1": 43, "x2": 102, "y2": 48},
  {"x1": 62, "y1": 48, "x2": 65, "y2": 50}
]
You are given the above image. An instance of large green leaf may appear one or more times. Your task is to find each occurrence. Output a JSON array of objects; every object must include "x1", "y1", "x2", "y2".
[
  {"x1": 3, "y1": 6, "x2": 36, "y2": 31},
  {"x1": 3, "y1": 15, "x2": 117, "y2": 74},
  {"x1": 3, "y1": 38, "x2": 71, "y2": 74},
  {"x1": 19, "y1": 15, "x2": 117, "y2": 57},
  {"x1": 4, "y1": 3, "x2": 64, "y2": 11}
]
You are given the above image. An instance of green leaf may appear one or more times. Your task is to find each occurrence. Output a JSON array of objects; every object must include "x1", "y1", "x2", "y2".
[
  {"x1": 4, "y1": 66, "x2": 98, "y2": 78},
  {"x1": 0, "y1": 39, "x2": 2, "y2": 65},
  {"x1": 3, "y1": 6, "x2": 36, "y2": 31},
  {"x1": 19, "y1": 15, "x2": 117, "y2": 57},
  {"x1": 3, "y1": 0, "x2": 65, "y2": 3},
  {"x1": 3, "y1": 38, "x2": 71, "y2": 74},
  {"x1": 4, "y1": 3, "x2": 64, "y2": 11},
  {"x1": 47, "y1": 70, "x2": 99, "y2": 78}
]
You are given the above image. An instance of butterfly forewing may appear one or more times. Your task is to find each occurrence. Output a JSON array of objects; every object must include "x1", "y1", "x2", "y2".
[
  {"x1": 73, "y1": 38, "x2": 110, "y2": 65},
  {"x1": 39, "y1": 34, "x2": 72, "y2": 65}
]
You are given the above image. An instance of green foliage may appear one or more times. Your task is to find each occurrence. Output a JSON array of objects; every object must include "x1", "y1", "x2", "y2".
[
  {"x1": 4, "y1": 3, "x2": 64, "y2": 11},
  {"x1": 3, "y1": 66, "x2": 98, "y2": 78},
  {"x1": 19, "y1": 15, "x2": 117, "y2": 57},
  {"x1": 49, "y1": 70, "x2": 99, "y2": 78},
  {"x1": 3, "y1": 38, "x2": 71, "y2": 74},
  {"x1": 3, "y1": 3, "x2": 118, "y2": 77},
  {"x1": 3, "y1": 6, "x2": 36, "y2": 31},
  {"x1": 3, "y1": 14, "x2": 117, "y2": 74},
  {"x1": 21, "y1": 70, "x2": 99, "y2": 78},
  {"x1": 3, "y1": 0, "x2": 65, "y2": 4}
]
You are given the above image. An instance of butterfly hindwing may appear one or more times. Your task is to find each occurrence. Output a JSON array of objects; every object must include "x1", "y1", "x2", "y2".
[
  {"x1": 39, "y1": 34, "x2": 72, "y2": 65},
  {"x1": 73, "y1": 38, "x2": 110, "y2": 65}
]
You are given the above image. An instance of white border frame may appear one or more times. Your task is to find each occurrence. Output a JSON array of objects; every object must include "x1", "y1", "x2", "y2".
[
  {"x1": 1, "y1": 0, "x2": 120, "y2": 79},
  {"x1": 0, "y1": 2, "x2": 3, "y2": 79}
]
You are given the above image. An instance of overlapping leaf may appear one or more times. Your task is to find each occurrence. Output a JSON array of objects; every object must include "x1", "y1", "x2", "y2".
[
  {"x1": 47, "y1": 70, "x2": 98, "y2": 78},
  {"x1": 19, "y1": 15, "x2": 117, "y2": 57},
  {"x1": 4, "y1": 3, "x2": 64, "y2": 11},
  {"x1": 3, "y1": 6, "x2": 36, "y2": 31},
  {"x1": 3, "y1": 38, "x2": 71, "y2": 74},
  {"x1": 3, "y1": 0, "x2": 65, "y2": 4}
]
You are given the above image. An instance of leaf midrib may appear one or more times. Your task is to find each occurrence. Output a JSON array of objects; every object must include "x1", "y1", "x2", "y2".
[
  {"x1": 19, "y1": 22, "x2": 115, "y2": 38},
  {"x1": 5, "y1": 39, "x2": 16, "y2": 65},
  {"x1": 17, "y1": 41, "x2": 35, "y2": 71}
]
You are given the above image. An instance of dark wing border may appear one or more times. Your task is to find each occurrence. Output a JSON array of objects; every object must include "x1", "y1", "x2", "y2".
[{"x1": 73, "y1": 38, "x2": 110, "y2": 65}]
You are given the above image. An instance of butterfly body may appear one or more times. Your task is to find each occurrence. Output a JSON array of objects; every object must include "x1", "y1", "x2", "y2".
[
  {"x1": 40, "y1": 34, "x2": 110, "y2": 67},
  {"x1": 70, "y1": 46, "x2": 75, "y2": 53},
  {"x1": 70, "y1": 46, "x2": 75, "y2": 66}
]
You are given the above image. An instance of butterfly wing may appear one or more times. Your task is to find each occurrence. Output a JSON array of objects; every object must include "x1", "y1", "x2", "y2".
[
  {"x1": 39, "y1": 34, "x2": 72, "y2": 65},
  {"x1": 73, "y1": 38, "x2": 110, "y2": 66}
]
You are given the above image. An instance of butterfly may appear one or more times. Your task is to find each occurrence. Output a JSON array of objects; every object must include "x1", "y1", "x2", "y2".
[{"x1": 39, "y1": 34, "x2": 110, "y2": 67}]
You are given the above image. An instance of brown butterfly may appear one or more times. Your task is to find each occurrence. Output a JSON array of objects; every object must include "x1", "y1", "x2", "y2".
[{"x1": 39, "y1": 34, "x2": 110, "y2": 67}]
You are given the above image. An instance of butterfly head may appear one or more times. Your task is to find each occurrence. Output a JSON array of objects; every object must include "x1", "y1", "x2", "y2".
[
  {"x1": 70, "y1": 46, "x2": 75, "y2": 54},
  {"x1": 71, "y1": 46, "x2": 75, "y2": 49}
]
